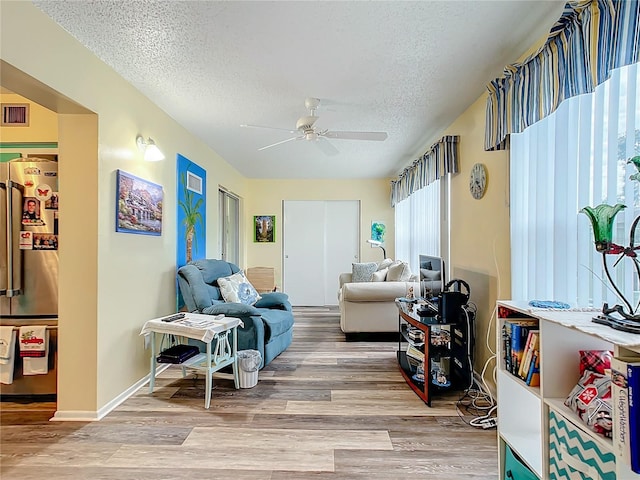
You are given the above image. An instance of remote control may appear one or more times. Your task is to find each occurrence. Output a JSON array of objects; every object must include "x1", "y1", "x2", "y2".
[{"x1": 160, "y1": 313, "x2": 186, "y2": 322}]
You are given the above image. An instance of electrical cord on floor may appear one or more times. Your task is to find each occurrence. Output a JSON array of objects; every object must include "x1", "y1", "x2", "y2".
[
  {"x1": 456, "y1": 303, "x2": 497, "y2": 429},
  {"x1": 455, "y1": 234, "x2": 504, "y2": 429}
]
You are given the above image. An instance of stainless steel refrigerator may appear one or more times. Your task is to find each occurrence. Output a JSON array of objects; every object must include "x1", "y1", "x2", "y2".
[{"x1": 1, "y1": 157, "x2": 58, "y2": 396}]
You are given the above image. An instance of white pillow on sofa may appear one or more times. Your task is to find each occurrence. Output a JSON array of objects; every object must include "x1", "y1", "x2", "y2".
[
  {"x1": 387, "y1": 261, "x2": 412, "y2": 281},
  {"x1": 377, "y1": 258, "x2": 394, "y2": 271},
  {"x1": 372, "y1": 268, "x2": 388, "y2": 282},
  {"x1": 218, "y1": 271, "x2": 262, "y2": 305}
]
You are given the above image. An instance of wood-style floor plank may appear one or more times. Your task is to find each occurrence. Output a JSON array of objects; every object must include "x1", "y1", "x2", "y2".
[{"x1": 1, "y1": 306, "x2": 498, "y2": 479}]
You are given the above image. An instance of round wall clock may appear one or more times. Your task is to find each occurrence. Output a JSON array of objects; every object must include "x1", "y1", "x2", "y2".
[{"x1": 469, "y1": 163, "x2": 487, "y2": 199}]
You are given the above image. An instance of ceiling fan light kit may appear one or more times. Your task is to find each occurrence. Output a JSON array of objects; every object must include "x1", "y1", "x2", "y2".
[{"x1": 243, "y1": 97, "x2": 389, "y2": 154}]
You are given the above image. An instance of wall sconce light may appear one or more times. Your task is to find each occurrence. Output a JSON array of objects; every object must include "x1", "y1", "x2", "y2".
[
  {"x1": 136, "y1": 135, "x2": 165, "y2": 161},
  {"x1": 366, "y1": 239, "x2": 386, "y2": 259}
]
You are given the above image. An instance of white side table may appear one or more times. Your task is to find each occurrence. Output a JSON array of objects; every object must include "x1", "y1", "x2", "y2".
[{"x1": 140, "y1": 313, "x2": 242, "y2": 409}]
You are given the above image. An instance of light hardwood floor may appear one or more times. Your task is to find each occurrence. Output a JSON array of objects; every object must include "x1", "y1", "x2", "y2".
[{"x1": 1, "y1": 307, "x2": 498, "y2": 479}]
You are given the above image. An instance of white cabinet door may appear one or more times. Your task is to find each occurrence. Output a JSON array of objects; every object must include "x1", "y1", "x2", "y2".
[{"x1": 283, "y1": 200, "x2": 359, "y2": 306}]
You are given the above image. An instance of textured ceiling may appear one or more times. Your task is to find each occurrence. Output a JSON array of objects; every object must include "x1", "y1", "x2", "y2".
[{"x1": 33, "y1": 0, "x2": 564, "y2": 179}]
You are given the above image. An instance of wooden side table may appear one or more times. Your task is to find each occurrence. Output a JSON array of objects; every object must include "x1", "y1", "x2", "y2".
[{"x1": 140, "y1": 313, "x2": 242, "y2": 409}]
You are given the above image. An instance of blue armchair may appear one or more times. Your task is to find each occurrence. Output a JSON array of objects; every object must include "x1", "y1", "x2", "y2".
[{"x1": 177, "y1": 259, "x2": 294, "y2": 368}]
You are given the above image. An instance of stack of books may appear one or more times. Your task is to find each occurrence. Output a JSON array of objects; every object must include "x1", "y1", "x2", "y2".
[
  {"x1": 610, "y1": 356, "x2": 640, "y2": 474},
  {"x1": 501, "y1": 318, "x2": 540, "y2": 386},
  {"x1": 407, "y1": 327, "x2": 425, "y2": 343}
]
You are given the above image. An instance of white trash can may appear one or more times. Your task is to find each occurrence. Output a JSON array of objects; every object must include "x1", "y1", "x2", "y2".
[{"x1": 237, "y1": 349, "x2": 261, "y2": 388}]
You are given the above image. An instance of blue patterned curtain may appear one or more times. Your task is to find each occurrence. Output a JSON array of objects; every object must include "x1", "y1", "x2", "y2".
[
  {"x1": 390, "y1": 135, "x2": 459, "y2": 207},
  {"x1": 485, "y1": 0, "x2": 640, "y2": 151}
]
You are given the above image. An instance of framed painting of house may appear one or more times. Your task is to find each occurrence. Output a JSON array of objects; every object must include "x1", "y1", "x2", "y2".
[{"x1": 115, "y1": 169, "x2": 163, "y2": 236}]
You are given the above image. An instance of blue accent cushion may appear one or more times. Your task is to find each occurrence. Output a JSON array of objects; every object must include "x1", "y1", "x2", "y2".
[{"x1": 255, "y1": 292, "x2": 291, "y2": 310}]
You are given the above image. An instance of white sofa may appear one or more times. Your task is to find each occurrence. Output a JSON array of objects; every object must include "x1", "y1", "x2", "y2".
[{"x1": 337, "y1": 260, "x2": 419, "y2": 335}]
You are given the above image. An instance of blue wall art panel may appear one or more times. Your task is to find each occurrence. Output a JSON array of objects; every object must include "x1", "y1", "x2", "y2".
[{"x1": 176, "y1": 154, "x2": 206, "y2": 309}]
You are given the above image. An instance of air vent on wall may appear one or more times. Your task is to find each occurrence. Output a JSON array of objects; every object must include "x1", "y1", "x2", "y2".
[
  {"x1": 187, "y1": 171, "x2": 203, "y2": 194},
  {"x1": 1, "y1": 103, "x2": 29, "y2": 126}
]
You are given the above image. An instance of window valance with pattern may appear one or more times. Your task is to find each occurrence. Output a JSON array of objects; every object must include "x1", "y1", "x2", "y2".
[
  {"x1": 390, "y1": 135, "x2": 459, "y2": 207},
  {"x1": 485, "y1": 0, "x2": 639, "y2": 151}
]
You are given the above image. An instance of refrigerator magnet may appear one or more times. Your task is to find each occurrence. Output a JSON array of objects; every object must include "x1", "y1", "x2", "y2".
[
  {"x1": 19, "y1": 231, "x2": 33, "y2": 250},
  {"x1": 45, "y1": 193, "x2": 59, "y2": 210},
  {"x1": 21, "y1": 197, "x2": 45, "y2": 226},
  {"x1": 34, "y1": 184, "x2": 53, "y2": 201}
]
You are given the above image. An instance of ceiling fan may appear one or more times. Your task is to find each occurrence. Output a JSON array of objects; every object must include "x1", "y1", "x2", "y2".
[{"x1": 241, "y1": 98, "x2": 388, "y2": 155}]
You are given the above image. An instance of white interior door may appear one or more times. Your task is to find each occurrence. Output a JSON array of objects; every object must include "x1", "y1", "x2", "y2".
[
  {"x1": 283, "y1": 200, "x2": 359, "y2": 306},
  {"x1": 324, "y1": 201, "x2": 359, "y2": 305}
]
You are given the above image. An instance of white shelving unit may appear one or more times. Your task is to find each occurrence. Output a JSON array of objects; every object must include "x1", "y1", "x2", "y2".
[{"x1": 496, "y1": 301, "x2": 640, "y2": 480}]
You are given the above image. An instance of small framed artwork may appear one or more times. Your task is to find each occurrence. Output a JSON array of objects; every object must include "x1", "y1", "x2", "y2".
[
  {"x1": 116, "y1": 169, "x2": 163, "y2": 236},
  {"x1": 371, "y1": 220, "x2": 386, "y2": 243},
  {"x1": 254, "y1": 215, "x2": 275, "y2": 243}
]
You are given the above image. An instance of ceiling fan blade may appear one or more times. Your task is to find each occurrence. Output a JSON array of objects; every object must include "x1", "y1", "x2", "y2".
[
  {"x1": 258, "y1": 136, "x2": 302, "y2": 151},
  {"x1": 323, "y1": 131, "x2": 388, "y2": 141},
  {"x1": 315, "y1": 137, "x2": 339, "y2": 156},
  {"x1": 241, "y1": 124, "x2": 297, "y2": 134}
]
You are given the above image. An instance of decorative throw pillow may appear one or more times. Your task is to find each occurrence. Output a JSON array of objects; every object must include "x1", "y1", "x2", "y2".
[
  {"x1": 352, "y1": 262, "x2": 378, "y2": 282},
  {"x1": 377, "y1": 258, "x2": 394, "y2": 271},
  {"x1": 217, "y1": 271, "x2": 262, "y2": 305},
  {"x1": 421, "y1": 268, "x2": 441, "y2": 281},
  {"x1": 372, "y1": 268, "x2": 388, "y2": 282},
  {"x1": 387, "y1": 261, "x2": 412, "y2": 281}
]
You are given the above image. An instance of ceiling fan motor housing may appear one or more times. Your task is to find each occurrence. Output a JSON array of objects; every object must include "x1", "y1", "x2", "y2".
[{"x1": 296, "y1": 115, "x2": 318, "y2": 131}]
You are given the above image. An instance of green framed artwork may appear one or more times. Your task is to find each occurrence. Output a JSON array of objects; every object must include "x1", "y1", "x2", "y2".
[
  {"x1": 371, "y1": 220, "x2": 386, "y2": 243},
  {"x1": 254, "y1": 215, "x2": 275, "y2": 243}
]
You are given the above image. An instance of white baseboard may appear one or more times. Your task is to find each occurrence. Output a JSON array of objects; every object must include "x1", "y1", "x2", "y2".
[{"x1": 51, "y1": 364, "x2": 170, "y2": 422}]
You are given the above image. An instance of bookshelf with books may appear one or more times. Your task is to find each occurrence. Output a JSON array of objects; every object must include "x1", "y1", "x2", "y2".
[{"x1": 496, "y1": 301, "x2": 640, "y2": 480}]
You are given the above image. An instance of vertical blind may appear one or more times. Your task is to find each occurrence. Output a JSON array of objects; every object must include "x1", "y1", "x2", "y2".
[
  {"x1": 486, "y1": 0, "x2": 640, "y2": 151},
  {"x1": 510, "y1": 62, "x2": 639, "y2": 308},
  {"x1": 392, "y1": 135, "x2": 458, "y2": 272},
  {"x1": 394, "y1": 179, "x2": 441, "y2": 274}
]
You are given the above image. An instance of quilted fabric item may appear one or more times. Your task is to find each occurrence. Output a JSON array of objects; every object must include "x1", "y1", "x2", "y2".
[
  {"x1": 217, "y1": 271, "x2": 262, "y2": 306},
  {"x1": 351, "y1": 262, "x2": 378, "y2": 282},
  {"x1": 564, "y1": 370, "x2": 613, "y2": 438}
]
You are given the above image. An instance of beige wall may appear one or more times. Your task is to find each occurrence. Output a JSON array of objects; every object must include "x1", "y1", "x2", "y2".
[
  {"x1": 444, "y1": 95, "x2": 510, "y2": 389},
  {"x1": 0, "y1": 93, "x2": 58, "y2": 142},
  {"x1": 1, "y1": 2, "x2": 248, "y2": 416},
  {"x1": 244, "y1": 179, "x2": 394, "y2": 289}
]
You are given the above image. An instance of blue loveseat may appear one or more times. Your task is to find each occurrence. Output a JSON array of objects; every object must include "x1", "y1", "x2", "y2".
[{"x1": 177, "y1": 259, "x2": 294, "y2": 368}]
